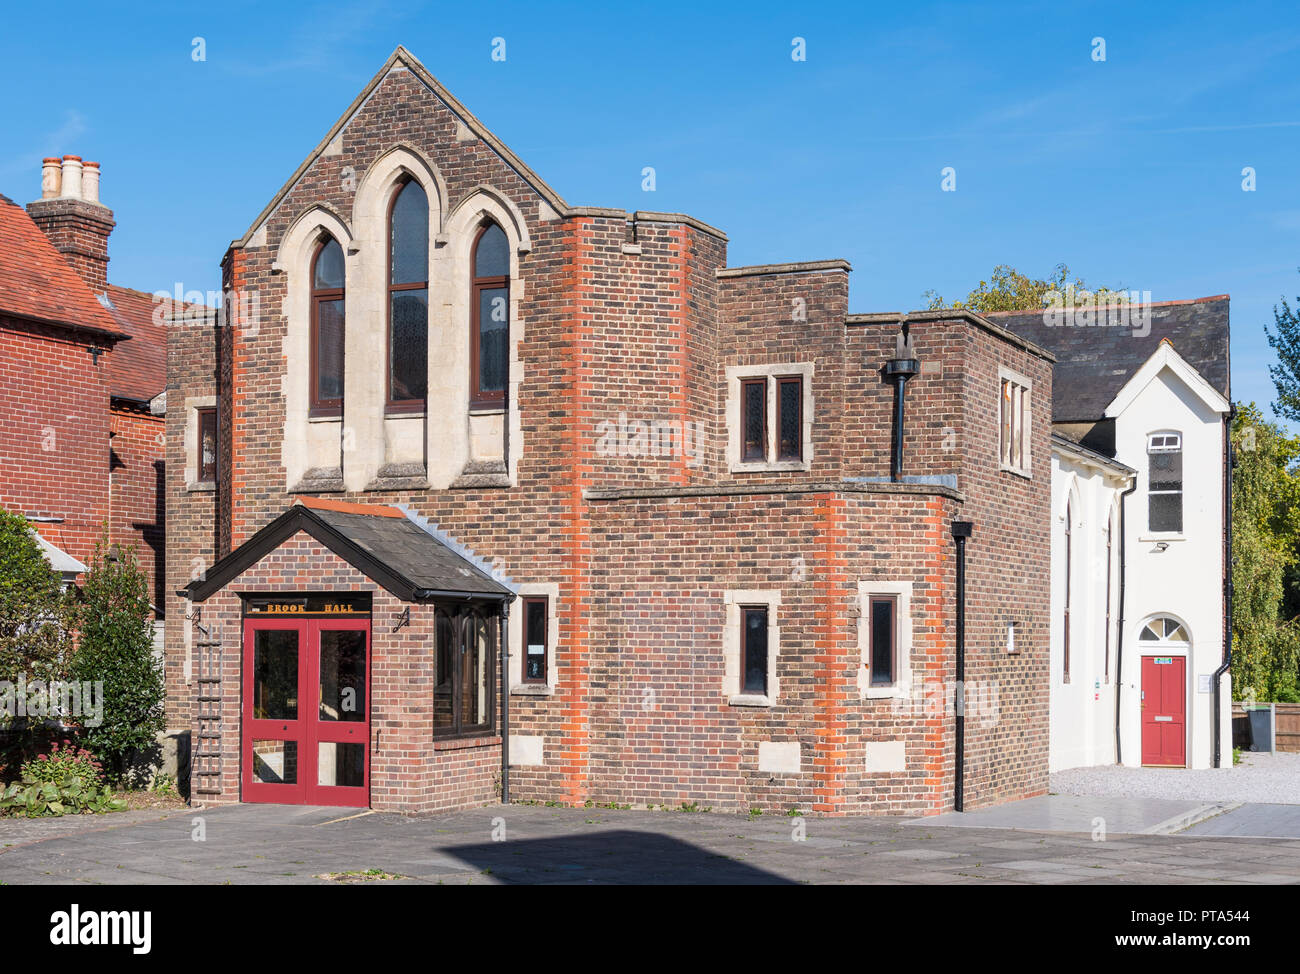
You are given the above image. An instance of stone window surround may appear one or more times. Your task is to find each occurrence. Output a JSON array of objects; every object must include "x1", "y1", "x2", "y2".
[
  {"x1": 857, "y1": 580, "x2": 913, "y2": 700},
  {"x1": 998, "y1": 364, "x2": 1033, "y2": 479},
  {"x1": 725, "y1": 363, "x2": 814, "y2": 473},
  {"x1": 273, "y1": 144, "x2": 532, "y2": 494},
  {"x1": 184, "y1": 395, "x2": 218, "y2": 492},
  {"x1": 723, "y1": 589, "x2": 781, "y2": 707},
  {"x1": 508, "y1": 582, "x2": 560, "y2": 696}
]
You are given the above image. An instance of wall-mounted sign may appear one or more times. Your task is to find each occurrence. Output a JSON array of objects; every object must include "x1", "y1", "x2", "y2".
[
  {"x1": 245, "y1": 594, "x2": 371, "y2": 617},
  {"x1": 1154, "y1": 657, "x2": 1173, "y2": 665}
]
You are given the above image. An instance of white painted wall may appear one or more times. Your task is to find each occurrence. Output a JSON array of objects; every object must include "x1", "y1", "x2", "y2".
[
  {"x1": 1048, "y1": 357, "x2": 1231, "y2": 771},
  {"x1": 1113, "y1": 365, "x2": 1229, "y2": 770},
  {"x1": 1048, "y1": 452, "x2": 1124, "y2": 771}
]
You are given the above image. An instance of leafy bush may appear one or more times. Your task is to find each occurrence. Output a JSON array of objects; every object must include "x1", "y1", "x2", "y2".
[
  {"x1": 20, "y1": 739, "x2": 103, "y2": 790},
  {"x1": 0, "y1": 507, "x2": 75, "y2": 716},
  {"x1": 70, "y1": 537, "x2": 164, "y2": 782},
  {"x1": 0, "y1": 774, "x2": 125, "y2": 817}
]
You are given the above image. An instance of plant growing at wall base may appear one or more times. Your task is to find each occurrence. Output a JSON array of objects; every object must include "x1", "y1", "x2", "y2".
[
  {"x1": 0, "y1": 507, "x2": 75, "y2": 717},
  {"x1": 70, "y1": 536, "x2": 164, "y2": 783}
]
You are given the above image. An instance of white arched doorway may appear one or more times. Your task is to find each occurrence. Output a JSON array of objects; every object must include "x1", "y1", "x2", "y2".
[{"x1": 1137, "y1": 615, "x2": 1190, "y2": 767}]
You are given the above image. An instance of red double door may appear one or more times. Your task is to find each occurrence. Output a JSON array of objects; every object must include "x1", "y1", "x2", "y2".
[
  {"x1": 1141, "y1": 655, "x2": 1186, "y2": 768},
  {"x1": 242, "y1": 617, "x2": 371, "y2": 806}
]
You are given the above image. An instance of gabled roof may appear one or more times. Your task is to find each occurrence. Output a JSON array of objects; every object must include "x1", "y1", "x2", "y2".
[
  {"x1": 1103, "y1": 339, "x2": 1231, "y2": 418},
  {"x1": 0, "y1": 193, "x2": 124, "y2": 338},
  {"x1": 988, "y1": 295, "x2": 1230, "y2": 422},
  {"x1": 186, "y1": 497, "x2": 514, "y2": 603},
  {"x1": 234, "y1": 46, "x2": 569, "y2": 249},
  {"x1": 101, "y1": 285, "x2": 168, "y2": 403}
]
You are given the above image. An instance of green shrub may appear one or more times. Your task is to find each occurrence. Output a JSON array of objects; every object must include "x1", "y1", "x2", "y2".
[
  {"x1": 20, "y1": 739, "x2": 103, "y2": 790},
  {"x1": 0, "y1": 774, "x2": 124, "y2": 817},
  {"x1": 70, "y1": 537, "x2": 163, "y2": 782},
  {"x1": 0, "y1": 507, "x2": 75, "y2": 712}
]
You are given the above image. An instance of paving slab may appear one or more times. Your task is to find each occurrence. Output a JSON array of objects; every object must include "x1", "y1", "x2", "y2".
[
  {"x1": 3, "y1": 801, "x2": 1300, "y2": 884},
  {"x1": 1183, "y1": 803, "x2": 1300, "y2": 839},
  {"x1": 911, "y1": 794, "x2": 1227, "y2": 834}
]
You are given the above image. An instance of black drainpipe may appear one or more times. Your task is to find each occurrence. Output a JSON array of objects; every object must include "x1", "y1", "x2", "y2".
[
  {"x1": 951, "y1": 520, "x2": 973, "y2": 811},
  {"x1": 500, "y1": 599, "x2": 512, "y2": 803},
  {"x1": 1213, "y1": 407, "x2": 1236, "y2": 767},
  {"x1": 885, "y1": 322, "x2": 921, "y2": 482},
  {"x1": 1114, "y1": 478, "x2": 1137, "y2": 765}
]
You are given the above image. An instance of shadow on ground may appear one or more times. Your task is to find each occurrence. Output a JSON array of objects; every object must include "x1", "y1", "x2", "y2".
[{"x1": 441, "y1": 828, "x2": 794, "y2": 884}]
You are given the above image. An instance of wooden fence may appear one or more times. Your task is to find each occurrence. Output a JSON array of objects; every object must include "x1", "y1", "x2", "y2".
[{"x1": 1231, "y1": 702, "x2": 1300, "y2": 752}]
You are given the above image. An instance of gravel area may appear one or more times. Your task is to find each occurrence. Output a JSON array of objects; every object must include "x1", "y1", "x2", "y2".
[{"x1": 1051, "y1": 752, "x2": 1300, "y2": 804}]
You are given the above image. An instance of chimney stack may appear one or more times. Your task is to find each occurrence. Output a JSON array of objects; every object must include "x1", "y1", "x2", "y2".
[{"x1": 27, "y1": 154, "x2": 115, "y2": 293}]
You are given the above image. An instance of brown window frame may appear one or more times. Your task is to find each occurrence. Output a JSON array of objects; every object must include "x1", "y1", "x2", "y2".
[
  {"x1": 197, "y1": 406, "x2": 218, "y2": 483},
  {"x1": 740, "y1": 378, "x2": 767, "y2": 463},
  {"x1": 776, "y1": 375, "x2": 803, "y2": 461},
  {"x1": 740, "y1": 605, "x2": 769, "y2": 696},
  {"x1": 432, "y1": 604, "x2": 497, "y2": 740},
  {"x1": 386, "y1": 177, "x2": 429, "y2": 415},
  {"x1": 309, "y1": 237, "x2": 345, "y2": 418},
  {"x1": 521, "y1": 595, "x2": 548, "y2": 685},
  {"x1": 470, "y1": 222, "x2": 509, "y2": 411},
  {"x1": 868, "y1": 595, "x2": 898, "y2": 687}
]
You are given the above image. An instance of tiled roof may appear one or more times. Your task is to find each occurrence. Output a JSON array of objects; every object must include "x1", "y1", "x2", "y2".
[
  {"x1": 0, "y1": 193, "x2": 123, "y2": 337},
  {"x1": 101, "y1": 285, "x2": 169, "y2": 403},
  {"x1": 988, "y1": 295, "x2": 1230, "y2": 422}
]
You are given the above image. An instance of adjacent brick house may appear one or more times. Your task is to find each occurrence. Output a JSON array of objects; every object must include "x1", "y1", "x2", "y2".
[
  {"x1": 168, "y1": 47, "x2": 1054, "y2": 815},
  {"x1": 0, "y1": 162, "x2": 167, "y2": 613}
]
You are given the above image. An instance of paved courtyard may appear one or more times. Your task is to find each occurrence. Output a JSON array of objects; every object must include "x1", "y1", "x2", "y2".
[{"x1": 2, "y1": 801, "x2": 1300, "y2": 884}]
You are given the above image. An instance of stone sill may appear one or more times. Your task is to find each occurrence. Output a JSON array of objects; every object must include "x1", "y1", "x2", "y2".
[
  {"x1": 511, "y1": 684, "x2": 556, "y2": 697},
  {"x1": 433, "y1": 734, "x2": 502, "y2": 752},
  {"x1": 728, "y1": 693, "x2": 773, "y2": 708},
  {"x1": 186, "y1": 482, "x2": 216, "y2": 493},
  {"x1": 999, "y1": 462, "x2": 1032, "y2": 480}
]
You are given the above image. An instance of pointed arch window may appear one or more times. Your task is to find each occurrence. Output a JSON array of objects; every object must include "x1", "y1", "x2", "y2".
[
  {"x1": 471, "y1": 221, "x2": 509, "y2": 409},
  {"x1": 387, "y1": 179, "x2": 429, "y2": 412},
  {"x1": 1063, "y1": 499, "x2": 1072, "y2": 683},
  {"x1": 310, "y1": 236, "x2": 345, "y2": 417}
]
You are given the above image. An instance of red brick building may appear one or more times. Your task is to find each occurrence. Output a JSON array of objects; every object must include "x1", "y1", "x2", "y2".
[
  {"x1": 0, "y1": 160, "x2": 167, "y2": 613},
  {"x1": 169, "y1": 47, "x2": 1053, "y2": 815}
]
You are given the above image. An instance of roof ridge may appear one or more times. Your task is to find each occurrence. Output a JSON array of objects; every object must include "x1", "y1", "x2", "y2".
[{"x1": 982, "y1": 294, "x2": 1229, "y2": 317}]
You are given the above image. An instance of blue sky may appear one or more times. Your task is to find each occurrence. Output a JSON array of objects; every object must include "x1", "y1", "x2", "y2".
[{"x1": 3, "y1": 0, "x2": 1298, "y2": 429}]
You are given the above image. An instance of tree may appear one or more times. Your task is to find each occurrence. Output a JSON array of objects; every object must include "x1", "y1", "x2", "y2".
[
  {"x1": 0, "y1": 507, "x2": 74, "y2": 717},
  {"x1": 70, "y1": 536, "x2": 164, "y2": 781},
  {"x1": 1264, "y1": 274, "x2": 1300, "y2": 423},
  {"x1": 923, "y1": 263, "x2": 1131, "y2": 313},
  {"x1": 1231, "y1": 403, "x2": 1300, "y2": 701}
]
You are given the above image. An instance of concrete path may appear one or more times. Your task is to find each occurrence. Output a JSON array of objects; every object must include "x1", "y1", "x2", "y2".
[
  {"x1": 1185, "y1": 804, "x2": 1300, "y2": 839},
  {"x1": 915, "y1": 794, "x2": 1236, "y2": 835},
  {"x1": 3, "y1": 802, "x2": 1300, "y2": 884}
]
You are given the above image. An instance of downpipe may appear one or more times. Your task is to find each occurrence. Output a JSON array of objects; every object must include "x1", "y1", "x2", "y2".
[
  {"x1": 1213, "y1": 407, "x2": 1236, "y2": 768},
  {"x1": 1114, "y1": 479, "x2": 1136, "y2": 765},
  {"x1": 952, "y1": 520, "x2": 973, "y2": 811}
]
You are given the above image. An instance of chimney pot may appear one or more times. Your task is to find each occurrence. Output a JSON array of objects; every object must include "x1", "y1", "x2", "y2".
[
  {"x1": 83, "y1": 161, "x2": 101, "y2": 204},
  {"x1": 40, "y1": 158, "x2": 62, "y2": 199},
  {"x1": 60, "y1": 155, "x2": 83, "y2": 199}
]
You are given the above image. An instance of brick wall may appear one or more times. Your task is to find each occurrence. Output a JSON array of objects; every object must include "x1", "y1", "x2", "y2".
[
  {"x1": 0, "y1": 315, "x2": 112, "y2": 564},
  {"x1": 109, "y1": 404, "x2": 165, "y2": 609}
]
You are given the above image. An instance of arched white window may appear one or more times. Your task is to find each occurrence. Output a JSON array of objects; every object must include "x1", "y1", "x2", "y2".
[{"x1": 1139, "y1": 616, "x2": 1189, "y2": 644}]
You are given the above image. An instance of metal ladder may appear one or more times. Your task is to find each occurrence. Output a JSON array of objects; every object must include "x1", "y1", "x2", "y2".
[{"x1": 192, "y1": 613, "x2": 224, "y2": 797}]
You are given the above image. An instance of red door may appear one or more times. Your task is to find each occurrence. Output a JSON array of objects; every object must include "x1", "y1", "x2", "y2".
[
  {"x1": 243, "y1": 617, "x2": 371, "y2": 806},
  {"x1": 1141, "y1": 655, "x2": 1186, "y2": 767}
]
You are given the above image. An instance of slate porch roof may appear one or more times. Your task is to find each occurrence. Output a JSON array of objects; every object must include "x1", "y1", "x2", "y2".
[
  {"x1": 986, "y1": 295, "x2": 1230, "y2": 423},
  {"x1": 185, "y1": 497, "x2": 513, "y2": 603}
]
